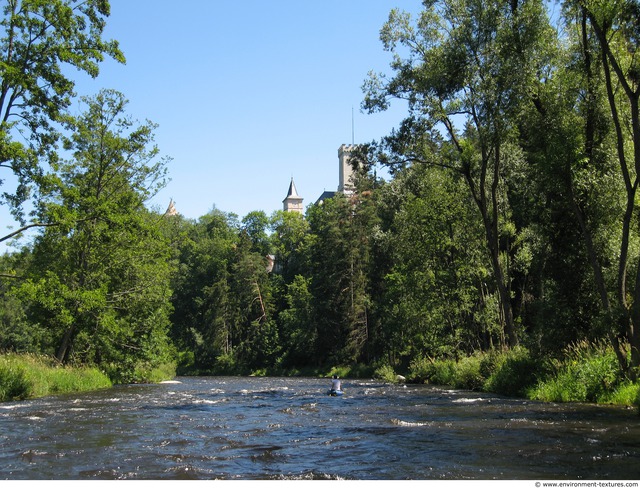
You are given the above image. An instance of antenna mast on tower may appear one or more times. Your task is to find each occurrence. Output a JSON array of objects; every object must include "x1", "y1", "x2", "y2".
[{"x1": 351, "y1": 106, "x2": 355, "y2": 145}]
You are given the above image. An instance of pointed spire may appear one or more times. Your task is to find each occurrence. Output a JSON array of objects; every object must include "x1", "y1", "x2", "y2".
[
  {"x1": 286, "y1": 177, "x2": 299, "y2": 197},
  {"x1": 283, "y1": 177, "x2": 303, "y2": 213},
  {"x1": 164, "y1": 199, "x2": 178, "y2": 217}
]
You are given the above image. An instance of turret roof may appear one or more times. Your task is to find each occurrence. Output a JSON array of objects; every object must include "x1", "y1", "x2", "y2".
[{"x1": 286, "y1": 177, "x2": 300, "y2": 198}]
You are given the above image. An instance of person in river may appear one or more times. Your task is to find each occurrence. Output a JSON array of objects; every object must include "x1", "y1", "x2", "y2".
[{"x1": 330, "y1": 375, "x2": 341, "y2": 393}]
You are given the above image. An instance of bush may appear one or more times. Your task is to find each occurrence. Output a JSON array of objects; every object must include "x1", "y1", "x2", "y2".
[
  {"x1": 212, "y1": 353, "x2": 242, "y2": 376},
  {"x1": 134, "y1": 361, "x2": 177, "y2": 384},
  {"x1": 429, "y1": 359, "x2": 457, "y2": 386},
  {"x1": 483, "y1": 347, "x2": 540, "y2": 397},
  {"x1": 408, "y1": 353, "x2": 494, "y2": 390},
  {"x1": 0, "y1": 353, "x2": 111, "y2": 401},
  {"x1": 373, "y1": 363, "x2": 398, "y2": 383},
  {"x1": 402, "y1": 343, "x2": 637, "y2": 407},
  {"x1": 409, "y1": 348, "x2": 539, "y2": 396},
  {"x1": 408, "y1": 355, "x2": 463, "y2": 386},
  {"x1": 0, "y1": 361, "x2": 31, "y2": 401},
  {"x1": 453, "y1": 355, "x2": 484, "y2": 390},
  {"x1": 606, "y1": 381, "x2": 639, "y2": 406},
  {"x1": 407, "y1": 356, "x2": 436, "y2": 383},
  {"x1": 528, "y1": 341, "x2": 623, "y2": 403}
]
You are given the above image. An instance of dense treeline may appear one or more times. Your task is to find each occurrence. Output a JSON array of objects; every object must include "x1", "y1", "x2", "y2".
[{"x1": 1, "y1": 0, "x2": 640, "y2": 397}]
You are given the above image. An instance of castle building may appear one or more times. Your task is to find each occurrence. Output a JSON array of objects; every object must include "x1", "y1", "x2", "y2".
[
  {"x1": 315, "y1": 144, "x2": 358, "y2": 205},
  {"x1": 164, "y1": 199, "x2": 178, "y2": 217},
  {"x1": 282, "y1": 144, "x2": 360, "y2": 213},
  {"x1": 337, "y1": 144, "x2": 356, "y2": 195},
  {"x1": 283, "y1": 177, "x2": 304, "y2": 214}
]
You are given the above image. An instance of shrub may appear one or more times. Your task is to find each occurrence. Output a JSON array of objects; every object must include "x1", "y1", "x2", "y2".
[
  {"x1": 600, "y1": 381, "x2": 639, "y2": 407},
  {"x1": 47, "y1": 366, "x2": 112, "y2": 394},
  {"x1": 0, "y1": 353, "x2": 111, "y2": 401},
  {"x1": 479, "y1": 349, "x2": 503, "y2": 379},
  {"x1": 373, "y1": 363, "x2": 398, "y2": 383},
  {"x1": 453, "y1": 355, "x2": 484, "y2": 391},
  {"x1": 528, "y1": 341, "x2": 623, "y2": 403},
  {"x1": 133, "y1": 361, "x2": 177, "y2": 384},
  {"x1": 428, "y1": 359, "x2": 457, "y2": 387},
  {"x1": 483, "y1": 347, "x2": 540, "y2": 397},
  {"x1": 212, "y1": 353, "x2": 241, "y2": 376},
  {"x1": 0, "y1": 361, "x2": 30, "y2": 401},
  {"x1": 407, "y1": 356, "x2": 436, "y2": 383},
  {"x1": 409, "y1": 353, "x2": 497, "y2": 391}
]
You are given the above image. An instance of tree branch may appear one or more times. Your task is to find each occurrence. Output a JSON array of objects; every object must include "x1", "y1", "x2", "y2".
[{"x1": 0, "y1": 221, "x2": 59, "y2": 243}]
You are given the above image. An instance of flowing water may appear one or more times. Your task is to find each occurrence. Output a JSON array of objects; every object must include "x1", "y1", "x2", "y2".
[{"x1": 0, "y1": 376, "x2": 638, "y2": 480}]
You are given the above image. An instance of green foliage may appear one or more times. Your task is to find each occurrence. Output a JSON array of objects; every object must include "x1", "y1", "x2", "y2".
[
  {"x1": 408, "y1": 348, "x2": 541, "y2": 396},
  {"x1": 326, "y1": 363, "x2": 375, "y2": 379},
  {"x1": 0, "y1": 253, "x2": 48, "y2": 353},
  {"x1": 0, "y1": 0, "x2": 125, "y2": 237},
  {"x1": 407, "y1": 356, "x2": 457, "y2": 386},
  {"x1": 376, "y1": 164, "x2": 496, "y2": 365},
  {"x1": 0, "y1": 360, "x2": 30, "y2": 401},
  {"x1": 306, "y1": 191, "x2": 377, "y2": 365},
  {"x1": 483, "y1": 347, "x2": 540, "y2": 397},
  {"x1": 4, "y1": 0, "x2": 640, "y2": 412},
  {"x1": 133, "y1": 361, "x2": 177, "y2": 384},
  {"x1": 452, "y1": 356, "x2": 485, "y2": 391},
  {"x1": 12, "y1": 90, "x2": 174, "y2": 382},
  {"x1": 606, "y1": 382, "x2": 640, "y2": 409},
  {"x1": 0, "y1": 354, "x2": 111, "y2": 402},
  {"x1": 211, "y1": 353, "x2": 241, "y2": 376},
  {"x1": 373, "y1": 363, "x2": 398, "y2": 383},
  {"x1": 529, "y1": 341, "x2": 623, "y2": 403},
  {"x1": 277, "y1": 275, "x2": 315, "y2": 367},
  {"x1": 427, "y1": 360, "x2": 458, "y2": 388}
]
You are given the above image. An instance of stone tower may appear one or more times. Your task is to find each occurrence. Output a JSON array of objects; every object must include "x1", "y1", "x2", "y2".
[
  {"x1": 338, "y1": 144, "x2": 356, "y2": 195},
  {"x1": 164, "y1": 199, "x2": 178, "y2": 217},
  {"x1": 283, "y1": 177, "x2": 304, "y2": 214}
]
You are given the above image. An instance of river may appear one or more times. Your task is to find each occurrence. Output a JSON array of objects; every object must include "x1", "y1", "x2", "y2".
[{"x1": 0, "y1": 376, "x2": 638, "y2": 480}]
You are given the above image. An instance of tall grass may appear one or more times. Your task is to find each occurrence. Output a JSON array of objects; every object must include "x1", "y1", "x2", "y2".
[
  {"x1": 0, "y1": 353, "x2": 112, "y2": 402},
  {"x1": 404, "y1": 342, "x2": 639, "y2": 408},
  {"x1": 407, "y1": 347, "x2": 540, "y2": 396},
  {"x1": 528, "y1": 340, "x2": 629, "y2": 404}
]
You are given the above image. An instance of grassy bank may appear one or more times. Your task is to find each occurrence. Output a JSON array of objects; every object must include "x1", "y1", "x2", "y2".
[
  {"x1": 0, "y1": 353, "x2": 112, "y2": 402},
  {"x1": 0, "y1": 353, "x2": 179, "y2": 402},
  {"x1": 379, "y1": 342, "x2": 640, "y2": 410}
]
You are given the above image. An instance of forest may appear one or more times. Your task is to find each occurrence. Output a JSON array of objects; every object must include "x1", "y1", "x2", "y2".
[{"x1": 1, "y1": 0, "x2": 640, "y2": 405}]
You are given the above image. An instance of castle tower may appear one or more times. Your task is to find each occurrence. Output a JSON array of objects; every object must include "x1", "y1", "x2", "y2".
[
  {"x1": 164, "y1": 199, "x2": 178, "y2": 217},
  {"x1": 338, "y1": 144, "x2": 356, "y2": 195},
  {"x1": 283, "y1": 177, "x2": 304, "y2": 214}
]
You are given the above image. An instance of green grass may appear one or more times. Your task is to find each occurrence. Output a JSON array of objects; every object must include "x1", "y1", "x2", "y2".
[
  {"x1": 527, "y1": 341, "x2": 625, "y2": 404},
  {"x1": 0, "y1": 353, "x2": 112, "y2": 402},
  {"x1": 404, "y1": 342, "x2": 639, "y2": 409}
]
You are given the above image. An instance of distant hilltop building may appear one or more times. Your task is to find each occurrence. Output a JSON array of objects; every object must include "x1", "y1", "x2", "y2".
[
  {"x1": 164, "y1": 199, "x2": 178, "y2": 217},
  {"x1": 283, "y1": 144, "x2": 360, "y2": 211},
  {"x1": 315, "y1": 144, "x2": 358, "y2": 205},
  {"x1": 282, "y1": 177, "x2": 304, "y2": 214}
]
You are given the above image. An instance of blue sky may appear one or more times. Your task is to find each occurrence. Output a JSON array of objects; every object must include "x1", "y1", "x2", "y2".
[
  {"x1": 3, "y1": 1, "x2": 421, "y2": 248},
  {"x1": 81, "y1": 1, "x2": 420, "y2": 218}
]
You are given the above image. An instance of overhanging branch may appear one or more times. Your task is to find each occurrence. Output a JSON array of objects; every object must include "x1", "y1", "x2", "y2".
[{"x1": 0, "y1": 221, "x2": 58, "y2": 244}]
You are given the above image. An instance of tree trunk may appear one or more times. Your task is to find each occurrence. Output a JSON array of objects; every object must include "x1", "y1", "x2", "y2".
[
  {"x1": 586, "y1": 6, "x2": 640, "y2": 379},
  {"x1": 56, "y1": 325, "x2": 75, "y2": 363}
]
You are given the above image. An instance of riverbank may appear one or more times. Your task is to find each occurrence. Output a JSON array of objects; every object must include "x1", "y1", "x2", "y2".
[
  {"x1": 0, "y1": 353, "x2": 112, "y2": 402},
  {"x1": 3, "y1": 343, "x2": 639, "y2": 411},
  {"x1": 374, "y1": 342, "x2": 640, "y2": 410}
]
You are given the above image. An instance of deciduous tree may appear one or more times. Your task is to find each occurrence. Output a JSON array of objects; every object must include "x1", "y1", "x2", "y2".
[
  {"x1": 16, "y1": 89, "x2": 172, "y2": 381},
  {"x1": 0, "y1": 0, "x2": 124, "y2": 242},
  {"x1": 363, "y1": 0, "x2": 554, "y2": 348}
]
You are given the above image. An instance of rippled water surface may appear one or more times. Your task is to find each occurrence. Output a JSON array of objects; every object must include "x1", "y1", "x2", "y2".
[{"x1": 0, "y1": 376, "x2": 639, "y2": 480}]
